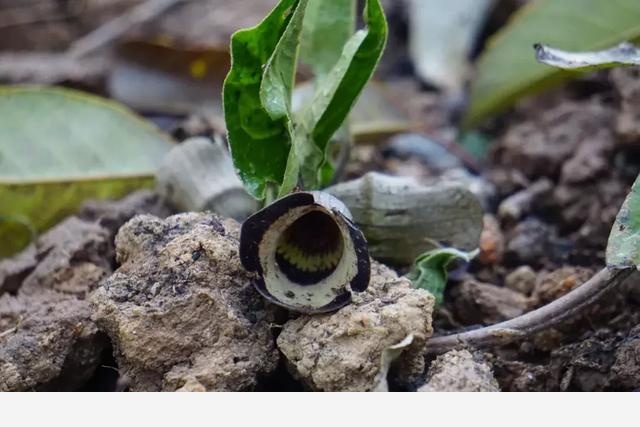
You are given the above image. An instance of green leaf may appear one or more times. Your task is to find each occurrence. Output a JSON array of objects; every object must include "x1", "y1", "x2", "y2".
[
  {"x1": 457, "y1": 131, "x2": 491, "y2": 161},
  {"x1": 293, "y1": 80, "x2": 414, "y2": 143},
  {"x1": 0, "y1": 86, "x2": 174, "y2": 258},
  {"x1": 464, "y1": 0, "x2": 640, "y2": 128},
  {"x1": 260, "y1": 0, "x2": 309, "y2": 120},
  {"x1": 282, "y1": 0, "x2": 388, "y2": 194},
  {"x1": 223, "y1": 0, "x2": 303, "y2": 199},
  {"x1": 406, "y1": 248, "x2": 478, "y2": 305},
  {"x1": 606, "y1": 175, "x2": 640, "y2": 269},
  {"x1": 224, "y1": 0, "x2": 387, "y2": 198},
  {"x1": 300, "y1": 0, "x2": 355, "y2": 79},
  {"x1": 535, "y1": 42, "x2": 640, "y2": 70},
  {"x1": 297, "y1": 0, "x2": 356, "y2": 188}
]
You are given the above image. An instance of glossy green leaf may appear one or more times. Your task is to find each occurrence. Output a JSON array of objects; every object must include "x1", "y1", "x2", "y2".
[
  {"x1": 225, "y1": 0, "x2": 387, "y2": 199},
  {"x1": 281, "y1": 0, "x2": 388, "y2": 194},
  {"x1": 536, "y1": 42, "x2": 640, "y2": 70},
  {"x1": 406, "y1": 248, "x2": 478, "y2": 305},
  {"x1": 292, "y1": 80, "x2": 414, "y2": 144},
  {"x1": 606, "y1": 175, "x2": 640, "y2": 269},
  {"x1": 0, "y1": 86, "x2": 174, "y2": 257},
  {"x1": 464, "y1": 0, "x2": 640, "y2": 128},
  {"x1": 260, "y1": 0, "x2": 309, "y2": 120},
  {"x1": 223, "y1": 0, "x2": 302, "y2": 200},
  {"x1": 300, "y1": 0, "x2": 355, "y2": 79},
  {"x1": 297, "y1": 0, "x2": 357, "y2": 188}
]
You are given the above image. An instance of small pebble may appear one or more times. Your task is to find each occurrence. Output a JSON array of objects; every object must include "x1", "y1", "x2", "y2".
[
  {"x1": 478, "y1": 215, "x2": 504, "y2": 266},
  {"x1": 385, "y1": 133, "x2": 462, "y2": 172},
  {"x1": 498, "y1": 178, "x2": 553, "y2": 223},
  {"x1": 505, "y1": 266, "x2": 537, "y2": 296}
]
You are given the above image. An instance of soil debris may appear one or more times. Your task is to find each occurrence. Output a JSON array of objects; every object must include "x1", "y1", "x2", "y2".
[
  {"x1": 504, "y1": 218, "x2": 559, "y2": 267},
  {"x1": 17, "y1": 217, "x2": 112, "y2": 298},
  {"x1": 478, "y1": 214, "x2": 504, "y2": 267},
  {"x1": 504, "y1": 266, "x2": 536, "y2": 296},
  {"x1": 0, "y1": 291, "x2": 108, "y2": 391},
  {"x1": 0, "y1": 190, "x2": 173, "y2": 391},
  {"x1": 452, "y1": 279, "x2": 529, "y2": 325},
  {"x1": 419, "y1": 349, "x2": 500, "y2": 392},
  {"x1": 91, "y1": 212, "x2": 279, "y2": 391},
  {"x1": 532, "y1": 325, "x2": 640, "y2": 391},
  {"x1": 0, "y1": 245, "x2": 37, "y2": 296},
  {"x1": 277, "y1": 262, "x2": 434, "y2": 392},
  {"x1": 530, "y1": 267, "x2": 595, "y2": 307},
  {"x1": 498, "y1": 178, "x2": 552, "y2": 223},
  {"x1": 611, "y1": 67, "x2": 640, "y2": 146},
  {"x1": 79, "y1": 189, "x2": 171, "y2": 239},
  {"x1": 495, "y1": 99, "x2": 615, "y2": 180},
  {"x1": 0, "y1": 215, "x2": 116, "y2": 391}
]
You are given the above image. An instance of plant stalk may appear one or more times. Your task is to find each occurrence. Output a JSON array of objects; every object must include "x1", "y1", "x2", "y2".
[{"x1": 425, "y1": 267, "x2": 635, "y2": 354}]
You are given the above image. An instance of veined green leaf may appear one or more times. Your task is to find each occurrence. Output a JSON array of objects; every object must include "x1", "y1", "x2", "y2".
[
  {"x1": 223, "y1": 0, "x2": 302, "y2": 200},
  {"x1": 260, "y1": 0, "x2": 309, "y2": 120},
  {"x1": 224, "y1": 0, "x2": 387, "y2": 199},
  {"x1": 298, "y1": 0, "x2": 357, "y2": 189},
  {"x1": 281, "y1": 0, "x2": 388, "y2": 195},
  {"x1": 301, "y1": 0, "x2": 356, "y2": 79},
  {"x1": 406, "y1": 248, "x2": 478, "y2": 305},
  {"x1": 0, "y1": 86, "x2": 173, "y2": 257},
  {"x1": 606, "y1": 175, "x2": 640, "y2": 270},
  {"x1": 464, "y1": 0, "x2": 640, "y2": 128}
]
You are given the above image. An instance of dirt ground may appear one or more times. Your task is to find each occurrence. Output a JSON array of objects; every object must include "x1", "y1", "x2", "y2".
[{"x1": 1, "y1": 0, "x2": 639, "y2": 391}]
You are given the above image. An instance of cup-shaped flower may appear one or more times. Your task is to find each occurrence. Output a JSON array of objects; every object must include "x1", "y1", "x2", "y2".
[{"x1": 240, "y1": 192, "x2": 370, "y2": 313}]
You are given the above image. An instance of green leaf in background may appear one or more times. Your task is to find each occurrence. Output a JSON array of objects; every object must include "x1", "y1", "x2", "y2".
[
  {"x1": 457, "y1": 131, "x2": 491, "y2": 162},
  {"x1": 0, "y1": 86, "x2": 174, "y2": 257},
  {"x1": 223, "y1": 0, "x2": 301, "y2": 200},
  {"x1": 535, "y1": 42, "x2": 640, "y2": 70},
  {"x1": 464, "y1": 0, "x2": 640, "y2": 128},
  {"x1": 300, "y1": 0, "x2": 355, "y2": 80},
  {"x1": 406, "y1": 248, "x2": 478, "y2": 305},
  {"x1": 283, "y1": 0, "x2": 388, "y2": 194},
  {"x1": 606, "y1": 175, "x2": 640, "y2": 270}
]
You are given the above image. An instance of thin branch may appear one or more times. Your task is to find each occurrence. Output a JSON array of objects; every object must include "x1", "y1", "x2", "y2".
[
  {"x1": 0, "y1": 52, "x2": 107, "y2": 84},
  {"x1": 0, "y1": 327, "x2": 17, "y2": 340},
  {"x1": 67, "y1": 0, "x2": 186, "y2": 58},
  {"x1": 425, "y1": 267, "x2": 635, "y2": 354},
  {"x1": 0, "y1": 0, "x2": 85, "y2": 30}
]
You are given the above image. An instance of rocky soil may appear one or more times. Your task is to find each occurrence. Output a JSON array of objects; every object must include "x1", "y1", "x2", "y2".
[
  {"x1": 1, "y1": 194, "x2": 447, "y2": 392},
  {"x1": 2, "y1": 2, "x2": 640, "y2": 391},
  {"x1": 3, "y1": 70, "x2": 640, "y2": 391}
]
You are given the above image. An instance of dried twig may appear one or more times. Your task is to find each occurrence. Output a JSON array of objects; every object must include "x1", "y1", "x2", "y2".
[
  {"x1": 0, "y1": 0, "x2": 85, "y2": 30},
  {"x1": 425, "y1": 267, "x2": 635, "y2": 354},
  {"x1": 67, "y1": 0, "x2": 186, "y2": 58},
  {"x1": 0, "y1": 52, "x2": 107, "y2": 84},
  {"x1": 0, "y1": 327, "x2": 17, "y2": 340},
  {"x1": 0, "y1": 0, "x2": 187, "y2": 84}
]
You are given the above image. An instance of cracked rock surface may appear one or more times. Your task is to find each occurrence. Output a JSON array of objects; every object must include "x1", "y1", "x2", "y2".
[
  {"x1": 277, "y1": 262, "x2": 434, "y2": 391},
  {"x1": 0, "y1": 191, "x2": 171, "y2": 391},
  {"x1": 0, "y1": 217, "x2": 113, "y2": 391},
  {"x1": 0, "y1": 291, "x2": 108, "y2": 391},
  {"x1": 91, "y1": 212, "x2": 279, "y2": 391},
  {"x1": 419, "y1": 349, "x2": 500, "y2": 392}
]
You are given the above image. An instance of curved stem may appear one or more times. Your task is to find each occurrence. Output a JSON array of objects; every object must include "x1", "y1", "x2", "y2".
[{"x1": 425, "y1": 267, "x2": 635, "y2": 354}]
